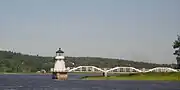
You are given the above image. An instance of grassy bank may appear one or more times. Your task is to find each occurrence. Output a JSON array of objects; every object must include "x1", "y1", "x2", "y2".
[{"x1": 81, "y1": 72, "x2": 180, "y2": 81}]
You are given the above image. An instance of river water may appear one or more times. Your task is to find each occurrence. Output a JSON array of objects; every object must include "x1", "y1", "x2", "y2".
[{"x1": 0, "y1": 73, "x2": 179, "y2": 90}]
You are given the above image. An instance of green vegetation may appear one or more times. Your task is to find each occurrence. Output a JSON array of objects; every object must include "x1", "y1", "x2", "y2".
[
  {"x1": 173, "y1": 35, "x2": 180, "y2": 69},
  {"x1": 0, "y1": 50, "x2": 174, "y2": 73},
  {"x1": 82, "y1": 72, "x2": 180, "y2": 81}
]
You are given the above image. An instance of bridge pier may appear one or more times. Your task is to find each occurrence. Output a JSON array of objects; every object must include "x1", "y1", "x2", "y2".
[{"x1": 103, "y1": 72, "x2": 107, "y2": 77}]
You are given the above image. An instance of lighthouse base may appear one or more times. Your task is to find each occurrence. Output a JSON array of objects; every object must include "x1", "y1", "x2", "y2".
[{"x1": 52, "y1": 72, "x2": 68, "y2": 80}]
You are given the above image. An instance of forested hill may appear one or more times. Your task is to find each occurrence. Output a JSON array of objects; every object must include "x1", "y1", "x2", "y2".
[{"x1": 0, "y1": 50, "x2": 172, "y2": 73}]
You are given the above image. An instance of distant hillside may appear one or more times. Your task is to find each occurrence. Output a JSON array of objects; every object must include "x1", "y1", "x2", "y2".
[{"x1": 0, "y1": 50, "x2": 172, "y2": 73}]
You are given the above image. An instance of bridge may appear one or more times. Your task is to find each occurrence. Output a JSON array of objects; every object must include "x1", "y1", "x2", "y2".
[{"x1": 51, "y1": 66, "x2": 180, "y2": 77}]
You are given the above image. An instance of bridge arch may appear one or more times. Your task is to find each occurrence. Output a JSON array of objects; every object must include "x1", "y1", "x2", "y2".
[
  {"x1": 106, "y1": 67, "x2": 142, "y2": 73},
  {"x1": 145, "y1": 67, "x2": 178, "y2": 72},
  {"x1": 68, "y1": 66, "x2": 105, "y2": 72}
]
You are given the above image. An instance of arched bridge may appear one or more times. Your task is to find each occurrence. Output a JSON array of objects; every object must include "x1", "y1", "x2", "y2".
[
  {"x1": 144, "y1": 67, "x2": 178, "y2": 73},
  {"x1": 51, "y1": 66, "x2": 179, "y2": 77},
  {"x1": 68, "y1": 66, "x2": 105, "y2": 73},
  {"x1": 67, "y1": 66, "x2": 179, "y2": 73},
  {"x1": 105, "y1": 67, "x2": 142, "y2": 74}
]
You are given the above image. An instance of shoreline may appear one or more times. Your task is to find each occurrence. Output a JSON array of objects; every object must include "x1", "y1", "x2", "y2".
[
  {"x1": 1, "y1": 72, "x2": 180, "y2": 81},
  {"x1": 0, "y1": 72, "x2": 101, "y2": 74},
  {"x1": 0, "y1": 72, "x2": 52, "y2": 75},
  {"x1": 81, "y1": 72, "x2": 180, "y2": 81}
]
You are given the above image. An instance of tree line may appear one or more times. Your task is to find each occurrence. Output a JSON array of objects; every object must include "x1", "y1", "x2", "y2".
[{"x1": 0, "y1": 50, "x2": 173, "y2": 73}]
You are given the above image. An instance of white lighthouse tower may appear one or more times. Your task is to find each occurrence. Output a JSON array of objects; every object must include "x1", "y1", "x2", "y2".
[{"x1": 52, "y1": 48, "x2": 68, "y2": 80}]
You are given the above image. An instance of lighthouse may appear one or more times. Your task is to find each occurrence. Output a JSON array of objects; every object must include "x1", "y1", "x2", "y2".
[{"x1": 51, "y1": 48, "x2": 68, "y2": 80}]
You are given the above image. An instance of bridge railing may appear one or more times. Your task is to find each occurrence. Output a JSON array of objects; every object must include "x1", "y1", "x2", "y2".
[
  {"x1": 68, "y1": 66, "x2": 105, "y2": 72},
  {"x1": 105, "y1": 67, "x2": 142, "y2": 73},
  {"x1": 144, "y1": 67, "x2": 178, "y2": 73}
]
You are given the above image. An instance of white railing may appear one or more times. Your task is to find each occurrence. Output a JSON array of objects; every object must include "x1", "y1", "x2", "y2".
[
  {"x1": 145, "y1": 67, "x2": 178, "y2": 72},
  {"x1": 68, "y1": 66, "x2": 105, "y2": 72},
  {"x1": 106, "y1": 67, "x2": 142, "y2": 73}
]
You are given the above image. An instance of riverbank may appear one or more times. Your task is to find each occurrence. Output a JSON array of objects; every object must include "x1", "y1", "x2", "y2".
[
  {"x1": 0, "y1": 72, "x2": 99, "y2": 74},
  {"x1": 81, "y1": 72, "x2": 180, "y2": 81}
]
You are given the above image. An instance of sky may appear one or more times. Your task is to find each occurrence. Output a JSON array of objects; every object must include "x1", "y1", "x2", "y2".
[{"x1": 0, "y1": 0, "x2": 180, "y2": 64}]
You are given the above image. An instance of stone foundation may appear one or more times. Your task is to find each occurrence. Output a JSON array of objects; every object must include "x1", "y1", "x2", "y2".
[{"x1": 52, "y1": 72, "x2": 68, "y2": 80}]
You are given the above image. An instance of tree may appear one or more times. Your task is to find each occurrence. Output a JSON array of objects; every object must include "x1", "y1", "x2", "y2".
[
  {"x1": 0, "y1": 50, "x2": 171, "y2": 73},
  {"x1": 173, "y1": 35, "x2": 180, "y2": 69}
]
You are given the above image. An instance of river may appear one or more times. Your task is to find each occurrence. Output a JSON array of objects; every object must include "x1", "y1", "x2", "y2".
[{"x1": 0, "y1": 73, "x2": 179, "y2": 90}]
